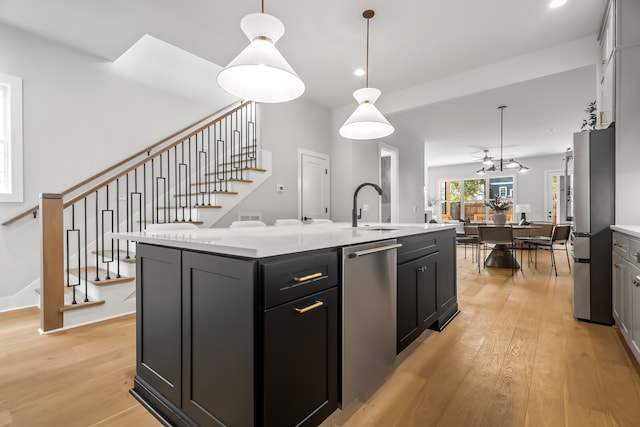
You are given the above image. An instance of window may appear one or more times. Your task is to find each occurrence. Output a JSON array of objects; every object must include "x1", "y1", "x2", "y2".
[
  {"x1": 438, "y1": 174, "x2": 515, "y2": 222},
  {"x1": 0, "y1": 72, "x2": 23, "y2": 202}
]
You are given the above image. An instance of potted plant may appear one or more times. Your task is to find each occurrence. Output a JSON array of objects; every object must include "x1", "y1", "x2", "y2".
[
  {"x1": 485, "y1": 196, "x2": 511, "y2": 226},
  {"x1": 581, "y1": 100, "x2": 597, "y2": 131}
]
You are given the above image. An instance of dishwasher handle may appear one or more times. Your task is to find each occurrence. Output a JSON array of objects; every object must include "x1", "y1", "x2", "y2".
[{"x1": 348, "y1": 243, "x2": 403, "y2": 258}]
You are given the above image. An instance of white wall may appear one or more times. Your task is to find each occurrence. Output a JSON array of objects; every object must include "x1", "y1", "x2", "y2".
[
  {"x1": 0, "y1": 23, "x2": 230, "y2": 309},
  {"x1": 427, "y1": 153, "x2": 566, "y2": 223},
  {"x1": 615, "y1": 0, "x2": 640, "y2": 224},
  {"x1": 214, "y1": 99, "x2": 332, "y2": 227}
]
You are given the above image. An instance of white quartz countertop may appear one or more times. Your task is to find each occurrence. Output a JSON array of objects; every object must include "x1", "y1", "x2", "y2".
[
  {"x1": 111, "y1": 222, "x2": 456, "y2": 258},
  {"x1": 611, "y1": 225, "x2": 640, "y2": 239}
]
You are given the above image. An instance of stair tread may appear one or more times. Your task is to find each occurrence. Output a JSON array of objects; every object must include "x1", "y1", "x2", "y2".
[
  {"x1": 157, "y1": 205, "x2": 222, "y2": 209},
  {"x1": 205, "y1": 167, "x2": 266, "y2": 176},
  {"x1": 136, "y1": 220, "x2": 204, "y2": 225},
  {"x1": 191, "y1": 178, "x2": 253, "y2": 186},
  {"x1": 67, "y1": 266, "x2": 135, "y2": 285},
  {"x1": 175, "y1": 191, "x2": 238, "y2": 196},
  {"x1": 91, "y1": 249, "x2": 136, "y2": 264},
  {"x1": 60, "y1": 299, "x2": 106, "y2": 312}
]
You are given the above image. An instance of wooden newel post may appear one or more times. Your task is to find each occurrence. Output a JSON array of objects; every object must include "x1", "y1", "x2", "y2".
[{"x1": 40, "y1": 193, "x2": 64, "y2": 332}]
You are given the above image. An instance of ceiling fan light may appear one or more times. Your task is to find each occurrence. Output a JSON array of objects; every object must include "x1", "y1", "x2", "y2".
[
  {"x1": 217, "y1": 13, "x2": 305, "y2": 103},
  {"x1": 476, "y1": 167, "x2": 486, "y2": 176},
  {"x1": 518, "y1": 164, "x2": 530, "y2": 173},
  {"x1": 505, "y1": 158, "x2": 520, "y2": 168},
  {"x1": 481, "y1": 150, "x2": 494, "y2": 165},
  {"x1": 486, "y1": 165, "x2": 496, "y2": 172}
]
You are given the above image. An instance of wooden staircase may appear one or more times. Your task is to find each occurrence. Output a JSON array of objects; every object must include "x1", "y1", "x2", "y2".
[{"x1": 25, "y1": 101, "x2": 271, "y2": 331}]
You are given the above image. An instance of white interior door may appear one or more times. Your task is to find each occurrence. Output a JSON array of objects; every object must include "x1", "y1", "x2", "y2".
[
  {"x1": 379, "y1": 144, "x2": 398, "y2": 223},
  {"x1": 544, "y1": 169, "x2": 564, "y2": 224},
  {"x1": 298, "y1": 150, "x2": 330, "y2": 221}
]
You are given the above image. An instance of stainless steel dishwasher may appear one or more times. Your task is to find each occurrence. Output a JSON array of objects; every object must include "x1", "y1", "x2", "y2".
[{"x1": 341, "y1": 239, "x2": 401, "y2": 407}]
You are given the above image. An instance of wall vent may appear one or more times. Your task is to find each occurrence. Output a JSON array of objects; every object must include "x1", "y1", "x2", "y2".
[{"x1": 238, "y1": 212, "x2": 262, "y2": 222}]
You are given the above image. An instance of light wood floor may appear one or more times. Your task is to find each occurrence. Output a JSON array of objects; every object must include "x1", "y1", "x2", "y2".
[{"x1": 2, "y1": 247, "x2": 640, "y2": 427}]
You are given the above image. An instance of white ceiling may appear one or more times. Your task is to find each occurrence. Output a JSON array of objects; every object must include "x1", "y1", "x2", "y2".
[{"x1": 0, "y1": 0, "x2": 607, "y2": 166}]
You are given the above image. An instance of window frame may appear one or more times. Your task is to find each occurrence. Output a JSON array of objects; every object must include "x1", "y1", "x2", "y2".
[
  {"x1": 0, "y1": 72, "x2": 24, "y2": 203},
  {"x1": 438, "y1": 173, "x2": 517, "y2": 222}
]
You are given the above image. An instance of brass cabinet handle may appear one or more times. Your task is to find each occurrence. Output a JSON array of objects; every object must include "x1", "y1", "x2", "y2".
[
  {"x1": 293, "y1": 272, "x2": 323, "y2": 282},
  {"x1": 418, "y1": 266, "x2": 427, "y2": 273},
  {"x1": 633, "y1": 280, "x2": 640, "y2": 287},
  {"x1": 613, "y1": 242, "x2": 622, "y2": 247},
  {"x1": 294, "y1": 300, "x2": 324, "y2": 314},
  {"x1": 613, "y1": 263, "x2": 622, "y2": 269},
  {"x1": 632, "y1": 252, "x2": 639, "y2": 257}
]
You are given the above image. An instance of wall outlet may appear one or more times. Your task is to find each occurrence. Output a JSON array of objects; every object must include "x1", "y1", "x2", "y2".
[
  {"x1": 276, "y1": 184, "x2": 285, "y2": 193},
  {"x1": 412, "y1": 206, "x2": 418, "y2": 213}
]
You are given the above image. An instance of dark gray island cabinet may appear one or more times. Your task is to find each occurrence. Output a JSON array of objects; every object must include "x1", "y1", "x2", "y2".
[{"x1": 128, "y1": 226, "x2": 456, "y2": 427}]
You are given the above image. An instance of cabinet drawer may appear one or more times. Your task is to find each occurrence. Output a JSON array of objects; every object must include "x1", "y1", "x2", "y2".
[
  {"x1": 613, "y1": 232, "x2": 630, "y2": 259},
  {"x1": 397, "y1": 233, "x2": 438, "y2": 264},
  {"x1": 261, "y1": 249, "x2": 338, "y2": 308},
  {"x1": 629, "y1": 237, "x2": 640, "y2": 267}
]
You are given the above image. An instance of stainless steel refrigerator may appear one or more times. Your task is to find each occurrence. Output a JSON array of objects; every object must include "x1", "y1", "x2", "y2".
[{"x1": 572, "y1": 127, "x2": 615, "y2": 325}]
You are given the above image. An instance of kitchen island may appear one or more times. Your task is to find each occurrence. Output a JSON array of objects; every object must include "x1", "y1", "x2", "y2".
[{"x1": 113, "y1": 222, "x2": 458, "y2": 427}]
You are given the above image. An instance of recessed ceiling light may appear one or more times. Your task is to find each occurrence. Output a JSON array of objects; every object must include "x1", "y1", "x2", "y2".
[
  {"x1": 549, "y1": 0, "x2": 567, "y2": 8},
  {"x1": 547, "y1": 128, "x2": 557, "y2": 132},
  {"x1": 354, "y1": 68, "x2": 365, "y2": 77}
]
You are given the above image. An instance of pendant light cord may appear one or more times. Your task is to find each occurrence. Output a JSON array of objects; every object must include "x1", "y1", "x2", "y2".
[
  {"x1": 499, "y1": 105, "x2": 506, "y2": 172},
  {"x1": 261, "y1": 0, "x2": 264, "y2": 13},
  {"x1": 366, "y1": 16, "x2": 369, "y2": 88}
]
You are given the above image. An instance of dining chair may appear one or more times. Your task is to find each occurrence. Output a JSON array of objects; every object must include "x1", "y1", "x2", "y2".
[
  {"x1": 477, "y1": 225, "x2": 515, "y2": 275},
  {"x1": 456, "y1": 224, "x2": 479, "y2": 261},
  {"x1": 525, "y1": 224, "x2": 572, "y2": 276},
  {"x1": 511, "y1": 226, "x2": 532, "y2": 269}
]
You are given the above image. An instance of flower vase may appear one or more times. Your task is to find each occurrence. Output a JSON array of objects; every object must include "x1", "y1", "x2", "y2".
[{"x1": 493, "y1": 212, "x2": 507, "y2": 226}]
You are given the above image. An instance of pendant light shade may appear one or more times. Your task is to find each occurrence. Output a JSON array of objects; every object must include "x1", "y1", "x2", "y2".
[
  {"x1": 339, "y1": 88, "x2": 394, "y2": 139},
  {"x1": 217, "y1": 12, "x2": 305, "y2": 103},
  {"x1": 339, "y1": 10, "x2": 394, "y2": 140}
]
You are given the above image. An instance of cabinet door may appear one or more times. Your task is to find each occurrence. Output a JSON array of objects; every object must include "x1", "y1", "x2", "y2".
[
  {"x1": 136, "y1": 244, "x2": 182, "y2": 406},
  {"x1": 630, "y1": 265, "x2": 640, "y2": 360},
  {"x1": 613, "y1": 251, "x2": 624, "y2": 326},
  {"x1": 263, "y1": 287, "x2": 338, "y2": 427},
  {"x1": 182, "y1": 251, "x2": 256, "y2": 427},
  {"x1": 397, "y1": 253, "x2": 437, "y2": 353},
  {"x1": 622, "y1": 260, "x2": 633, "y2": 341},
  {"x1": 436, "y1": 235, "x2": 457, "y2": 321}
]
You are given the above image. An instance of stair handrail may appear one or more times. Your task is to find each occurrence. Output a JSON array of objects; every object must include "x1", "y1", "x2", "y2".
[{"x1": 1, "y1": 100, "x2": 247, "y2": 226}]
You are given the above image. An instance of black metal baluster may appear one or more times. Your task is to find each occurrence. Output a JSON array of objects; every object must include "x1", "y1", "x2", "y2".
[
  {"x1": 94, "y1": 191, "x2": 100, "y2": 282},
  {"x1": 143, "y1": 164, "x2": 147, "y2": 228},
  {"x1": 101, "y1": 184, "x2": 113, "y2": 280},
  {"x1": 151, "y1": 158, "x2": 156, "y2": 224},
  {"x1": 116, "y1": 178, "x2": 121, "y2": 278},
  {"x1": 84, "y1": 198, "x2": 88, "y2": 301},
  {"x1": 66, "y1": 204, "x2": 80, "y2": 304},
  {"x1": 188, "y1": 136, "x2": 193, "y2": 221}
]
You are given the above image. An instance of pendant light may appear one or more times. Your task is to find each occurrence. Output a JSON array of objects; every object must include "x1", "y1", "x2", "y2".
[
  {"x1": 476, "y1": 106, "x2": 529, "y2": 175},
  {"x1": 339, "y1": 10, "x2": 394, "y2": 140},
  {"x1": 217, "y1": 0, "x2": 305, "y2": 103}
]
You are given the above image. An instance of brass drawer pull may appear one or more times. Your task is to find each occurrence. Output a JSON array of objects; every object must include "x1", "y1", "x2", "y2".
[
  {"x1": 632, "y1": 252, "x2": 639, "y2": 257},
  {"x1": 294, "y1": 301, "x2": 324, "y2": 314},
  {"x1": 418, "y1": 266, "x2": 427, "y2": 272},
  {"x1": 633, "y1": 280, "x2": 640, "y2": 287},
  {"x1": 613, "y1": 263, "x2": 622, "y2": 269},
  {"x1": 293, "y1": 272, "x2": 323, "y2": 282},
  {"x1": 614, "y1": 242, "x2": 624, "y2": 248}
]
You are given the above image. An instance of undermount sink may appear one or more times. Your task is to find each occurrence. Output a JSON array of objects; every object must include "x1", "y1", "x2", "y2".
[{"x1": 355, "y1": 227, "x2": 400, "y2": 231}]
